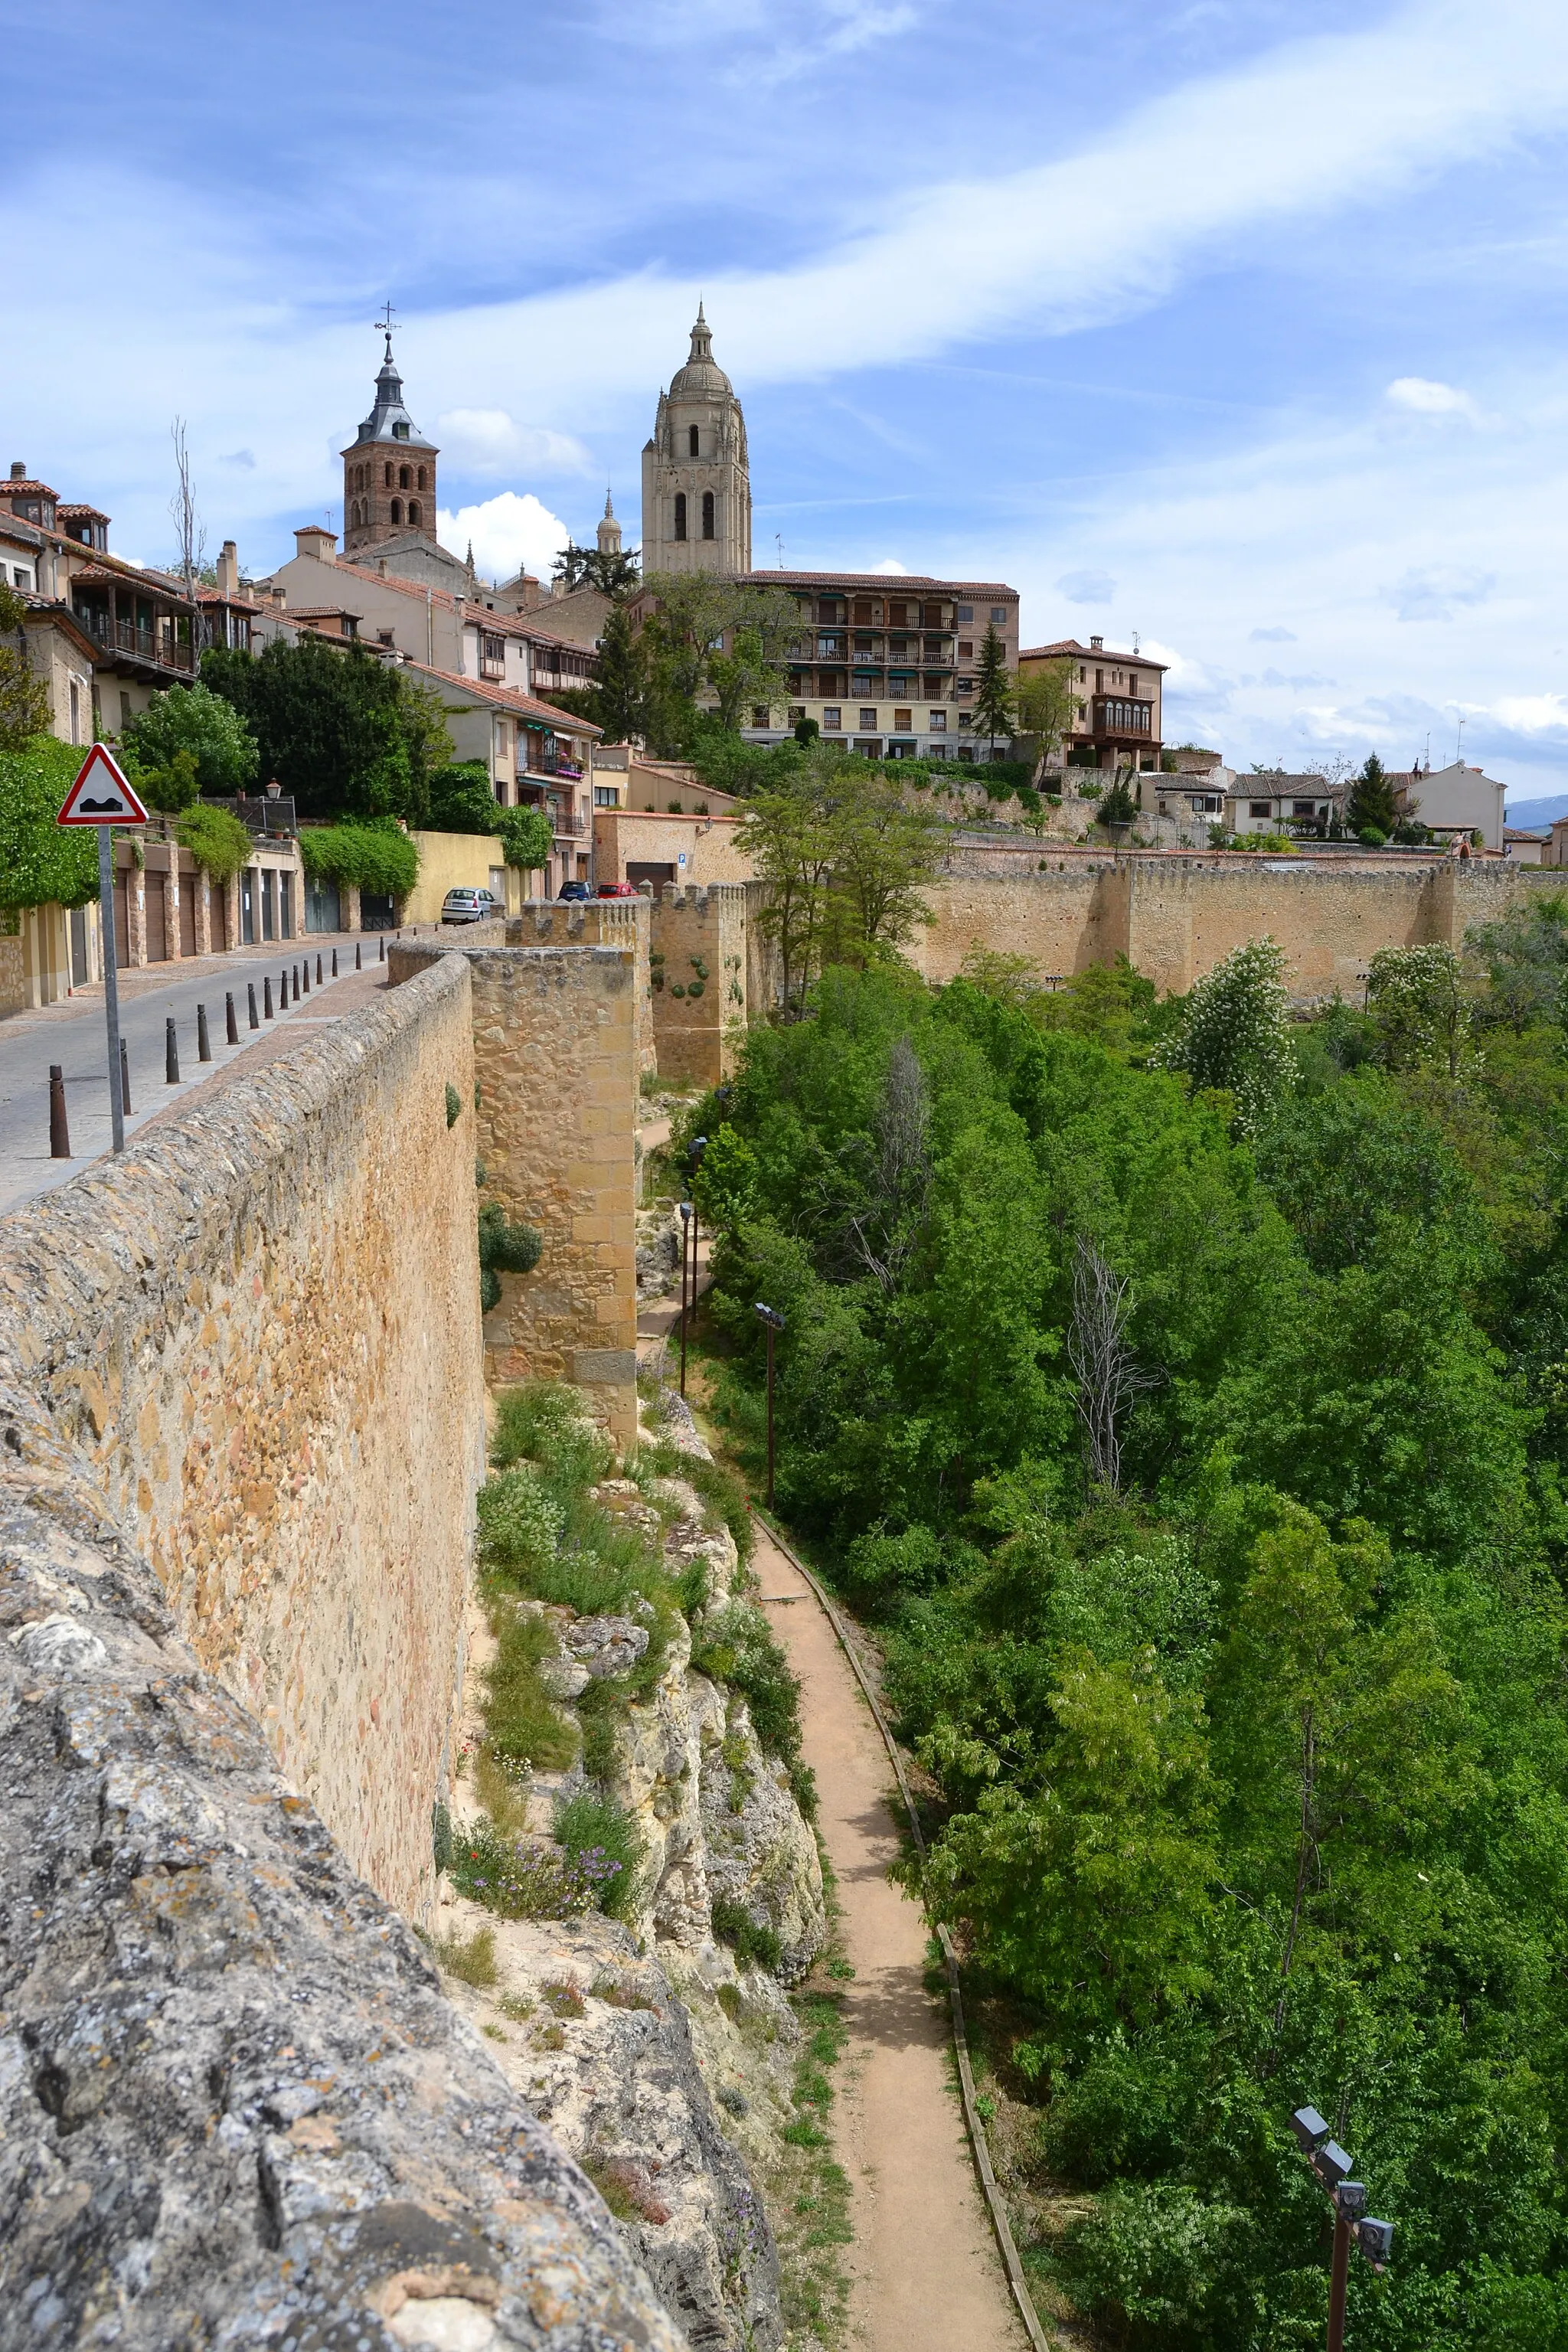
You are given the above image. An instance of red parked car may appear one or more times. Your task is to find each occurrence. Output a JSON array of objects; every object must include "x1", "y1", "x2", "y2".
[{"x1": 596, "y1": 881, "x2": 640, "y2": 897}]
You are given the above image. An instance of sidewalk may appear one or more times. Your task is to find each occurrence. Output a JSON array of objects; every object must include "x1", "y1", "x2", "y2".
[{"x1": 0, "y1": 934, "x2": 387, "y2": 1218}]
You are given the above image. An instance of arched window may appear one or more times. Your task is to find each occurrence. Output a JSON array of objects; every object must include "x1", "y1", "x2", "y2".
[
  {"x1": 674, "y1": 492, "x2": 688, "y2": 541},
  {"x1": 417, "y1": 466, "x2": 426, "y2": 490},
  {"x1": 398, "y1": 464, "x2": 411, "y2": 490},
  {"x1": 407, "y1": 501, "x2": 421, "y2": 527},
  {"x1": 701, "y1": 490, "x2": 715, "y2": 540},
  {"x1": 390, "y1": 498, "x2": 403, "y2": 525},
  {"x1": 688, "y1": 424, "x2": 700, "y2": 457},
  {"x1": 384, "y1": 461, "x2": 394, "y2": 487}
]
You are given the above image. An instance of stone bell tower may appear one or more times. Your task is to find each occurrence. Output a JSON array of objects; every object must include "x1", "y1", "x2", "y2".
[
  {"x1": 640, "y1": 305, "x2": 751, "y2": 578},
  {"x1": 341, "y1": 315, "x2": 439, "y2": 558}
]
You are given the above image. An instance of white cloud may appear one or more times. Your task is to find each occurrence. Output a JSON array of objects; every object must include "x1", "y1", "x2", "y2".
[
  {"x1": 433, "y1": 409, "x2": 595, "y2": 477},
  {"x1": 871, "y1": 556, "x2": 911, "y2": 573},
  {"x1": 437, "y1": 492, "x2": 569, "y2": 584},
  {"x1": 1385, "y1": 376, "x2": 1477, "y2": 418},
  {"x1": 1491, "y1": 693, "x2": 1568, "y2": 733},
  {"x1": 1383, "y1": 564, "x2": 1496, "y2": 622},
  {"x1": 1250, "y1": 625, "x2": 1297, "y2": 642},
  {"x1": 1057, "y1": 568, "x2": 1116, "y2": 605}
]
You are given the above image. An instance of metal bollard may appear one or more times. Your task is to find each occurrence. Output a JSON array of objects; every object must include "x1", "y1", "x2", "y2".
[
  {"x1": 198, "y1": 1003, "x2": 211, "y2": 1062},
  {"x1": 165, "y1": 1018, "x2": 180, "y2": 1084},
  {"x1": 248, "y1": 982, "x2": 260, "y2": 1031},
  {"x1": 263, "y1": 976, "x2": 273, "y2": 1019},
  {"x1": 226, "y1": 991, "x2": 238, "y2": 1045},
  {"x1": 378, "y1": 936, "x2": 385, "y2": 963},
  {"x1": 302, "y1": 959, "x2": 311, "y2": 996},
  {"x1": 292, "y1": 963, "x2": 300, "y2": 1003},
  {"x1": 332, "y1": 948, "x2": 339, "y2": 977},
  {"x1": 48, "y1": 1065, "x2": 70, "y2": 1158},
  {"x1": 355, "y1": 940, "x2": 362, "y2": 970},
  {"x1": 120, "y1": 1037, "x2": 131, "y2": 1112},
  {"x1": 316, "y1": 953, "x2": 323, "y2": 985}
]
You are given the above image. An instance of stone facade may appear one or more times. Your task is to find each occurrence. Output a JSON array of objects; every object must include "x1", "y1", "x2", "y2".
[
  {"x1": 641, "y1": 307, "x2": 752, "y2": 577},
  {"x1": 594, "y1": 808, "x2": 755, "y2": 890},
  {"x1": 650, "y1": 884, "x2": 748, "y2": 1086},
  {"x1": 509, "y1": 897, "x2": 655, "y2": 1075},
  {"x1": 390, "y1": 940, "x2": 640, "y2": 1452},
  {"x1": 0, "y1": 952, "x2": 488, "y2": 1921}
]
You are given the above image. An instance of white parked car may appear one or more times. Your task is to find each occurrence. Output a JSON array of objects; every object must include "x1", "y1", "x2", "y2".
[{"x1": 441, "y1": 887, "x2": 498, "y2": 925}]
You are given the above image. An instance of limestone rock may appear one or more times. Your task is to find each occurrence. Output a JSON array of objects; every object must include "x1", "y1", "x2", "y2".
[{"x1": 564, "y1": 1614, "x2": 651, "y2": 1679}]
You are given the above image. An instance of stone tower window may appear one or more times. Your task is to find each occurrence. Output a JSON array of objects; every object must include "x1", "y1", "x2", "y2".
[
  {"x1": 390, "y1": 498, "x2": 403, "y2": 525},
  {"x1": 407, "y1": 501, "x2": 421, "y2": 527},
  {"x1": 399, "y1": 464, "x2": 411, "y2": 490},
  {"x1": 689, "y1": 424, "x2": 700, "y2": 456},
  {"x1": 384, "y1": 462, "x2": 394, "y2": 487},
  {"x1": 674, "y1": 492, "x2": 688, "y2": 541},
  {"x1": 701, "y1": 490, "x2": 715, "y2": 539},
  {"x1": 417, "y1": 466, "x2": 427, "y2": 490}
]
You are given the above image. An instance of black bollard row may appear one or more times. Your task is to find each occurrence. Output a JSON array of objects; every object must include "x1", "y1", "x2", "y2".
[
  {"x1": 197, "y1": 1003, "x2": 211, "y2": 1063},
  {"x1": 48, "y1": 1066, "x2": 70, "y2": 1158}
]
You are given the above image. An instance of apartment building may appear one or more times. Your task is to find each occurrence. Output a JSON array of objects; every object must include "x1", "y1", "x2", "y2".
[
  {"x1": 1019, "y1": 635, "x2": 1166, "y2": 771},
  {"x1": 734, "y1": 572, "x2": 1021, "y2": 760}
]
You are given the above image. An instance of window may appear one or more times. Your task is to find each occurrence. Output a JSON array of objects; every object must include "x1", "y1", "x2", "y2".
[
  {"x1": 929, "y1": 710, "x2": 946, "y2": 731},
  {"x1": 390, "y1": 498, "x2": 402, "y2": 524},
  {"x1": 859, "y1": 707, "x2": 878, "y2": 729},
  {"x1": 1292, "y1": 800, "x2": 1316, "y2": 817},
  {"x1": 928, "y1": 743, "x2": 947, "y2": 760},
  {"x1": 923, "y1": 603, "x2": 943, "y2": 627},
  {"x1": 674, "y1": 492, "x2": 688, "y2": 541},
  {"x1": 889, "y1": 602, "x2": 908, "y2": 626},
  {"x1": 384, "y1": 462, "x2": 394, "y2": 486},
  {"x1": 1250, "y1": 801, "x2": 1272, "y2": 818},
  {"x1": 957, "y1": 640, "x2": 972, "y2": 658},
  {"x1": 701, "y1": 490, "x2": 715, "y2": 539},
  {"x1": 481, "y1": 632, "x2": 505, "y2": 677},
  {"x1": 393, "y1": 420, "x2": 410, "y2": 439},
  {"x1": 751, "y1": 705, "x2": 771, "y2": 727},
  {"x1": 818, "y1": 598, "x2": 840, "y2": 622},
  {"x1": 956, "y1": 678, "x2": 972, "y2": 694},
  {"x1": 12, "y1": 567, "x2": 31, "y2": 588},
  {"x1": 688, "y1": 424, "x2": 701, "y2": 456},
  {"x1": 398, "y1": 465, "x2": 410, "y2": 489},
  {"x1": 957, "y1": 603, "x2": 974, "y2": 622},
  {"x1": 494, "y1": 718, "x2": 508, "y2": 757},
  {"x1": 958, "y1": 710, "x2": 974, "y2": 728},
  {"x1": 407, "y1": 501, "x2": 421, "y2": 526},
  {"x1": 893, "y1": 709, "x2": 913, "y2": 733},
  {"x1": 1127, "y1": 673, "x2": 1138, "y2": 695},
  {"x1": 822, "y1": 707, "x2": 842, "y2": 730},
  {"x1": 854, "y1": 740, "x2": 882, "y2": 759},
  {"x1": 593, "y1": 784, "x2": 621, "y2": 807},
  {"x1": 788, "y1": 705, "x2": 805, "y2": 725},
  {"x1": 990, "y1": 605, "x2": 1007, "y2": 623},
  {"x1": 417, "y1": 466, "x2": 426, "y2": 490},
  {"x1": 377, "y1": 629, "x2": 394, "y2": 646},
  {"x1": 853, "y1": 600, "x2": 873, "y2": 624},
  {"x1": 957, "y1": 745, "x2": 975, "y2": 762},
  {"x1": 119, "y1": 691, "x2": 132, "y2": 730}
]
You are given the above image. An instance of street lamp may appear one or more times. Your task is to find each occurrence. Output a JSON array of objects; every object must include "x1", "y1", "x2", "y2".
[
  {"x1": 1291, "y1": 2106, "x2": 1393, "y2": 2351},
  {"x1": 678, "y1": 1202, "x2": 694, "y2": 1396},
  {"x1": 754, "y1": 1303, "x2": 785, "y2": 1507}
]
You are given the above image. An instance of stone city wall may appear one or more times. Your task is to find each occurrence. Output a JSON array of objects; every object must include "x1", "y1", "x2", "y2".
[
  {"x1": 510, "y1": 895, "x2": 655, "y2": 1074},
  {"x1": 650, "y1": 883, "x2": 748, "y2": 1086},
  {"x1": 391, "y1": 939, "x2": 640, "y2": 1452},
  {"x1": 913, "y1": 853, "x2": 1547, "y2": 998},
  {"x1": 0, "y1": 951, "x2": 487, "y2": 1921}
]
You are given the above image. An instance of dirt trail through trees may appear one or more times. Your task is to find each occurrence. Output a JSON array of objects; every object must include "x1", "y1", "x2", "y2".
[{"x1": 753, "y1": 1519, "x2": 1025, "y2": 2350}]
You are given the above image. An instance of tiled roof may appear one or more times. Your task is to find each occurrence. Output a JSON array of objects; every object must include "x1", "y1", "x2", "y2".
[
  {"x1": 324, "y1": 555, "x2": 588, "y2": 653},
  {"x1": 1022, "y1": 639, "x2": 1170, "y2": 669},
  {"x1": 57, "y1": 502, "x2": 109, "y2": 523},
  {"x1": 407, "y1": 662, "x2": 602, "y2": 737},
  {"x1": 1, "y1": 481, "x2": 58, "y2": 502},
  {"x1": 737, "y1": 570, "x2": 1018, "y2": 597}
]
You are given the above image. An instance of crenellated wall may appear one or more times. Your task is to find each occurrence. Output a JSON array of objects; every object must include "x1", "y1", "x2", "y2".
[
  {"x1": 0, "y1": 952, "x2": 487, "y2": 1922},
  {"x1": 651, "y1": 882, "x2": 748, "y2": 1083},
  {"x1": 509, "y1": 895, "x2": 655, "y2": 1073}
]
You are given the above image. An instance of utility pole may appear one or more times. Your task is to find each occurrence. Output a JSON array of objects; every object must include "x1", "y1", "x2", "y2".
[{"x1": 1290, "y1": 2106, "x2": 1393, "y2": 2351}]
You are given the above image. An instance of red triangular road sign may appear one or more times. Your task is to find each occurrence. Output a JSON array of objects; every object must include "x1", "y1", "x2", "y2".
[{"x1": 57, "y1": 743, "x2": 150, "y2": 826}]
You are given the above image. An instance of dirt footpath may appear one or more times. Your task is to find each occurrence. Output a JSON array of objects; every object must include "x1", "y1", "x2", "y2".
[{"x1": 753, "y1": 1519, "x2": 1025, "y2": 2351}]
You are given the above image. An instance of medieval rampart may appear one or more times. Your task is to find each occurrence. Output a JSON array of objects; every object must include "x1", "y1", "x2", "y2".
[{"x1": 0, "y1": 952, "x2": 486, "y2": 1920}]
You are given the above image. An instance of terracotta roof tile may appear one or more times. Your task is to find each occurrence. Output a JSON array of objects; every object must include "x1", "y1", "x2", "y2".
[
  {"x1": 737, "y1": 570, "x2": 1018, "y2": 597},
  {"x1": 1021, "y1": 639, "x2": 1169, "y2": 668},
  {"x1": 407, "y1": 662, "x2": 602, "y2": 736}
]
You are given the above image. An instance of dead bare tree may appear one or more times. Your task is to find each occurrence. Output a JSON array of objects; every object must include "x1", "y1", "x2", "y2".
[
  {"x1": 841, "y1": 1036, "x2": 933, "y2": 1295},
  {"x1": 168, "y1": 418, "x2": 207, "y2": 657},
  {"x1": 1067, "y1": 1235, "x2": 1156, "y2": 1494}
]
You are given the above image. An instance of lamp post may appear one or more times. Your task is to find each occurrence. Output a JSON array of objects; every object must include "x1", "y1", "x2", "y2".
[
  {"x1": 754, "y1": 1304, "x2": 785, "y2": 1507},
  {"x1": 1290, "y1": 2106, "x2": 1393, "y2": 2352},
  {"x1": 678, "y1": 1202, "x2": 693, "y2": 1396}
]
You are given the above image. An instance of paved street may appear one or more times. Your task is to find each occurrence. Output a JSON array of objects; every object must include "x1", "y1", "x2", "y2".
[{"x1": 0, "y1": 933, "x2": 384, "y2": 1217}]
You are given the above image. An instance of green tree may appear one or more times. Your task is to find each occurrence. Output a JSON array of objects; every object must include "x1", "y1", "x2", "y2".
[
  {"x1": 298, "y1": 819, "x2": 419, "y2": 900},
  {"x1": 1152, "y1": 935, "x2": 1298, "y2": 1132},
  {"x1": 0, "y1": 581, "x2": 50, "y2": 752},
  {"x1": 122, "y1": 680, "x2": 259, "y2": 795},
  {"x1": 174, "y1": 802, "x2": 253, "y2": 884},
  {"x1": 139, "y1": 746, "x2": 201, "y2": 828},
  {"x1": 201, "y1": 639, "x2": 450, "y2": 823},
  {"x1": 494, "y1": 805, "x2": 554, "y2": 874},
  {"x1": 0, "y1": 734, "x2": 100, "y2": 909},
  {"x1": 1098, "y1": 775, "x2": 1138, "y2": 828},
  {"x1": 1465, "y1": 894, "x2": 1568, "y2": 1034},
  {"x1": 1367, "y1": 941, "x2": 1471, "y2": 1076},
  {"x1": 426, "y1": 762, "x2": 501, "y2": 835},
  {"x1": 971, "y1": 621, "x2": 1014, "y2": 757},
  {"x1": 593, "y1": 599, "x2": 650, "y2": 743},
  {"x1": 552, "y1": 541, "x2": 641, "y2": 596},
  {"x1": 1347, "y1": 751, "x2": 1398, "y2": 838},
  {"x1": 736, "y1": 760, "x2": 839, "y2": 1016},
  {"x1": 1014, "y1": 656, "x2": 1078, "y2": 772},
  {"x1": 824, "y1": 769, "x2": 946, "y2": 967}
]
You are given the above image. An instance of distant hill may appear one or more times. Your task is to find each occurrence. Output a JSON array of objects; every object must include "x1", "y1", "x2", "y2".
[{"x1": 1505, "y1": 795, "x2": 1568, "y2": 830}]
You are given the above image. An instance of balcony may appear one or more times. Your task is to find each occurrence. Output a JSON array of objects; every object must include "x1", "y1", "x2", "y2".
[
  {"x1": 74, "y1": 607, "x2": 198, "y2": 678},
  {"x1": 1091, "y1": 697, "x2": 1154, "y2": 739}
]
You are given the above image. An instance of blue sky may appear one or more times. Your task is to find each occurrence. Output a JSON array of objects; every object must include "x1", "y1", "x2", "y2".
[{"x1": 8, "y1": 0, "x2": 1568, "y2": 794}]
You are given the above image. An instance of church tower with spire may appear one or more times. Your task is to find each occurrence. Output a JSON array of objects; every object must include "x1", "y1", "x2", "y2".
[
  {"x1": 341, "y1": 319, "x2": 440, "y2": 558},
  {"x1": 597, "y1": 491, "x2": 622, "y2": 557},
  {"x1": 640, "y1": 306, "x2": 751, "y2": 577}
]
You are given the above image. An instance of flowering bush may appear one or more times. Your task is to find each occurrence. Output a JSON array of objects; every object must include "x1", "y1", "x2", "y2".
[{"x1": 446, "y1": 1816, "x2": 623, "y2": 1919}]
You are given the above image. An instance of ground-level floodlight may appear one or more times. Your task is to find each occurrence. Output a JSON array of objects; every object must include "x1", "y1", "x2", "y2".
[
  {"x1": 754, "y1": 1303, "x2": 785, "y2": 1508},
  {"x1": 1290, "y1": 2104, "x2": 1393, "y2": 2349}
]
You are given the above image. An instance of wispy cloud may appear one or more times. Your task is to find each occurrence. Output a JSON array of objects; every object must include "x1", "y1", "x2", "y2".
[
  {"x1": 1057, "y1": 569, "x2": 1116, "y2": 604},
  {"x1": 1250, "y1": 625, "x2": 1297, "y2": 642},
  {"x1": 1385, "y1": 375, "x2": 1478, "y2": 419},
  {"x1": 1383, "y1": 565, "x2": 1497, "y2": 622},
  {"x1": 434, "y1": 410, "x2": 596, "y2": 478}
]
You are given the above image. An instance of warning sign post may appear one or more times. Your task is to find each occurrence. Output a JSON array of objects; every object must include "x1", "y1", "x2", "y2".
[{"x1": 58, "y1": 746, "x2": 149, "y2": 1155}]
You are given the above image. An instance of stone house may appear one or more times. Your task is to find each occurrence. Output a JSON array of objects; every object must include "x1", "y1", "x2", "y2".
[{"x1": 1021, "y1": 635, "x2": 1167, "y2": 773}]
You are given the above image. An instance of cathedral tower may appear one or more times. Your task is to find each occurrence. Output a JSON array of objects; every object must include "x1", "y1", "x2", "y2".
[
  {"x1": 640, "y1": 306, "x2": 751, "y2": 577},
  {"x1": 341, "y1": 323, "x2": 439, "y2": 558}
]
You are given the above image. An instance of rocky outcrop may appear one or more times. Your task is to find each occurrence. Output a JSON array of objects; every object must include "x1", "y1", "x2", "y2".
[{"x1": 0, "y1": 1392, "x2": 683, "y2": 2352}]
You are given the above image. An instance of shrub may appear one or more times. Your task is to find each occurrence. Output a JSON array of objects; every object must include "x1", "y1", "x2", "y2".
[
  {"x1": 478, "y1": 1201, "x2": 543, "y2": 1312},
  {"x1": 122, "y1": 680, "x2": 259, "y2": 794},
  {"x1": 482, "y1": 1605, "x2": 578, "y2": 1770},
  {"x1": 299, "y1": 819, "x2": 419, "y2": 900},
  {"x1": 0, "y1": 736, "x2": 100, "y2": 909},
  {"x1": 554, "y1": 1791, "x2": 644, "y2": 1920},
  {"x1": 476, "y1": 1465, "x2": 564, "y2": 1583},
  {"x1": 447, "y1": 1818, "x2": 613, "y2": 1919},
  {"x1": 175, "y1": 802, "x2": 253, "y2": 883},
  {"x1": 711, "y1": 1893, "x2": 784, "y2": 1971},
  {"x1": 495, "y1": 805, "x2": 554, "y2": 871}
]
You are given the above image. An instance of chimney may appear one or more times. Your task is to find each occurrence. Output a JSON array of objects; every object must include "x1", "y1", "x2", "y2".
[
  {"x1": 215, "y1": 540, "x2": 239, "y2": 597},
  {"x1": 9, "y1": 460, "x2": 26, "y2": 481},
  {"x1": 1089, "y1": 635, "x2": 1104, "y2": 651},
  {"x1": 293, "y1": 524, "x2": 337, "y2": 564}
]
